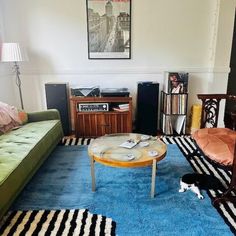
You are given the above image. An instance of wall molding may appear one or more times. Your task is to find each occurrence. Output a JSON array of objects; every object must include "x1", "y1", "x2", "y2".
[
  {"x1": 21, "y1": 66, "x2": 231, "y2": 76},
  {"x1": 209, "y1": 0, "x2": 221, "y2": 65}
]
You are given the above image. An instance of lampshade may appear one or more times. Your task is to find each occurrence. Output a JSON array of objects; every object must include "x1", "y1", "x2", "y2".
[{"x1": 0, "y1": 43, "x2": 28, "y2": 62}]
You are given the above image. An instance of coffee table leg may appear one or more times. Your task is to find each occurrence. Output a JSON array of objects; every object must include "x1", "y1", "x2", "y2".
[
  {"x1": 90, "y1": 157, "x2": 96, "y2": 191},
  {"x1": 151, "y1": 159, "x2": 157, "y2": 198}
]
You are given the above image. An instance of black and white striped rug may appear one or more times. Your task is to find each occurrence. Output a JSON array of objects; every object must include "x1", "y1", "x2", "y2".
[
  {"x1": 60, "y1": 137, "x2": 95, "y2": 146},
  {"x1": 0, "y1": 209, "x2": 116, "y2": 236},
  {"x1": 61, "y1": 136, "x2": 236, "y2": 234}
]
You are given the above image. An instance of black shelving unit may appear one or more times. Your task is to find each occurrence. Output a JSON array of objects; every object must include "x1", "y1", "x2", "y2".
[{"x1": 160, "y1": 91, "x2": 188, "y2": 135}]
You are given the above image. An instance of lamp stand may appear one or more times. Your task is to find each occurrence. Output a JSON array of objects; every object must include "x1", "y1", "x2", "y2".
[{"x1": 14, "y1": 62, "x2": 24, "y2": 110}]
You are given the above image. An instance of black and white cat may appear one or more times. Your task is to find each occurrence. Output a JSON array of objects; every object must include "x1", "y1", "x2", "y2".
[{"x1": 179, "y1": 173, "x2": 225, "y2": 200}]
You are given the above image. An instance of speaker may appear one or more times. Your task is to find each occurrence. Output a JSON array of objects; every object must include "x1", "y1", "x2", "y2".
[
  {"x1": 45, "y1": 83, "x2": 70, "y2": 135},
  {"x1": 136, "y1": 82, "x2": 159, "y2": 135}
]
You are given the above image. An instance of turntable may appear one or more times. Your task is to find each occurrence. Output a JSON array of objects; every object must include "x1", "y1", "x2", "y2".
[{"x1": 101, "y1": 88, "x2": 130, "y2": 97}]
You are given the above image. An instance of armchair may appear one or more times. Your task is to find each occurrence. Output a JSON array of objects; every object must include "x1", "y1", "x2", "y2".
[
  {"x1": 198, "y1": 94, "x2": 236, "y2": 129},
  {"x1": 192, "y1": 94, "x2": 236, "y2": 205}
]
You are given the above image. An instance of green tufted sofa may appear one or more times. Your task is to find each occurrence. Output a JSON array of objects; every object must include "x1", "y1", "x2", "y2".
[{"x1": 0, "y1": 109, "x2": 64, "y2": 220}]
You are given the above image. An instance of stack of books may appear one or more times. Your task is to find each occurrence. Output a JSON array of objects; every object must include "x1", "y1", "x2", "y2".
[{"x1": 113, "y1": 103, "x2": 129, "y2": 112}]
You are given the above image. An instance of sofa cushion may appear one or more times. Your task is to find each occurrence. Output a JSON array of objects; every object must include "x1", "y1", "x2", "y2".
[
  {"x1": 0, "y1": 120, "x2": 60, "y2": 185},
  {"x1": 192, "y1": 128, "x2": 236, "y2": 166},
  {"x1": 0, "y1": 102, "x2": 21, "y2": 134}
]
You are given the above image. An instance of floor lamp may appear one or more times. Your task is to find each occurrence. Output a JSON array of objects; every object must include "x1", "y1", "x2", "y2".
[{"x1": 0, "y1": 43, "x2": 28, "y2": 110}]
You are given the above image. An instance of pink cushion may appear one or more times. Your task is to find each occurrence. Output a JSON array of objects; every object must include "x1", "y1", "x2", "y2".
[
  {"x1": 192, "y1": 128, "x2": 236, "y2": 166},
  {"x1": 0, "y1": 101, "x2": 21, "y2": 134}
]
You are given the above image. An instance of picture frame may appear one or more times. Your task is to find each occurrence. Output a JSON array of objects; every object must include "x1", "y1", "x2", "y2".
[{"x1": 86, "y1": 0, "x2": 131, "y2": 59}]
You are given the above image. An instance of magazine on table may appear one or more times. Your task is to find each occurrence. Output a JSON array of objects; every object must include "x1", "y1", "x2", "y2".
[{"x1": 119, "y1": 139, "x2": 140, "y2": 149}]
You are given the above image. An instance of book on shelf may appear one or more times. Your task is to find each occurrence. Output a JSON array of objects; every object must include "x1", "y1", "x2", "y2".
[
  {"x1": 161, "y1": 93, "x2": 171, "y2": 114},
  {"x1": 118, "y1": 103, "x2": 129, "y2": 109},
  {"x1": 113, "y1": 103, "x2": 129, "y2": 112},
  {"x1": 163, "y1": 72, "x2": 189, "y2": 94},
  {"x1": 171, "y1": 94, "x2": 178, "y2": 114},
  {"x1": 161, "y1": 92, "x2": 187, "y2": 115},
  {"x1": 162, "y1": 114, "x2": 173, "y2": 135},
  {"x1": 162, "y1": 114, "x2": 186, "y2": 135},
  {"x1": 173, "y1": 115, "x2": 186, "y2": 134},
  {"x1": 113, "y1": 107, "x2": 129, "y2": 112}
]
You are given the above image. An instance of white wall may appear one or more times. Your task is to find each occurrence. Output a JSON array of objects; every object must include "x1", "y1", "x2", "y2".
[
  {"x1": 0, "y1": 0, "x2": 235, "y2": 127},
  {"x1": 0, "y1": 69, "x2": 17, "y2": 106},
  {"x1": 0, "y1": 0, "x2": 17, "y2": 106}
]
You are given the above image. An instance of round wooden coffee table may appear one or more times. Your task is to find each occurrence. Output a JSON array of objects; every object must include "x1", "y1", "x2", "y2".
[{"x1": 88, "y1": 133, "x2": 167, "y2": 198}]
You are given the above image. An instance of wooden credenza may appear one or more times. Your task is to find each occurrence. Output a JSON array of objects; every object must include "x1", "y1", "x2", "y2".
[{"x1": 70, "y1": 96, "x2": 132, "y2": 138}]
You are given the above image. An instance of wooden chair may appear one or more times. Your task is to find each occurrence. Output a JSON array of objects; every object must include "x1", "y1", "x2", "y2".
[
  {"x1": 198, "y1": 94, "x2": 236, "y2": 130},
  {"x1": 194, "y1": 94, "x2": 236, "y2": 205}
]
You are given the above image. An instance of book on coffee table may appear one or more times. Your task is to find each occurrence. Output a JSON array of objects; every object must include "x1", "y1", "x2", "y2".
[{"x1": 119, "y1": 139, "x2": 139, "y2": 149}]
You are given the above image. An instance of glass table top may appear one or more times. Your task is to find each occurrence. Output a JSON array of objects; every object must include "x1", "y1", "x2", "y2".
[{"x1": 88, "y1": 133, "x2": 167, "y2": 166}]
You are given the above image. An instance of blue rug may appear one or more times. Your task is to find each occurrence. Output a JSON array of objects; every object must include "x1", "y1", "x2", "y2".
[{"x1": 11, "y1": 145, "x2": 232, "y2": 235}]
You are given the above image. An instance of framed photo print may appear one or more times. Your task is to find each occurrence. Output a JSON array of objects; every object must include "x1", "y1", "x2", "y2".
[{"x1": 86, "y1": 0, "x2": 131, "y2": 59}]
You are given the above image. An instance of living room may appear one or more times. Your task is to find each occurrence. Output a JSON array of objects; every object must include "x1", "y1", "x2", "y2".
[{"x1": 0, "y1": 0, "x2": 236, "y2": 235}]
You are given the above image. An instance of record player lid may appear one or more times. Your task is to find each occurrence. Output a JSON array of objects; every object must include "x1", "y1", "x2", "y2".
[
  {"x1": 101, "y1": 88, "x2": 130, "y2": 97},
  {"x1": 101, "y1": 88, "x2": 128, "y2": 92}
]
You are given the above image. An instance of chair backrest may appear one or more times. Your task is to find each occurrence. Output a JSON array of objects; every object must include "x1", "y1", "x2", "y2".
[{"x1": 197, "y1": 94, "x2": 236, "y2": 129}]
